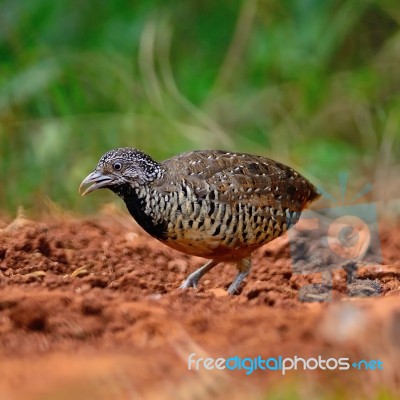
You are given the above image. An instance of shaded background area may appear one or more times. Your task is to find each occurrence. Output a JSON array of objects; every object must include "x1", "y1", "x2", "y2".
[{"x1": 1, "y1": 0, "x2": 400, "y2": 213}]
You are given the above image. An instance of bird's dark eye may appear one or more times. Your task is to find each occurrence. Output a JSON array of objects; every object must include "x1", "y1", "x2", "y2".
[{"x1": 113, "y1": 162, "x2": 122, "y2": 171}]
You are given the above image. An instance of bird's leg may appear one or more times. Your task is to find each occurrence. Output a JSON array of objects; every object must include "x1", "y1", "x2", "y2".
[
  {"x1": 227, "y1": 258, "x2": 251, "y2": 295},
  {"x1": 179, "y1": 260, "x2": 220, "y2": 290}
]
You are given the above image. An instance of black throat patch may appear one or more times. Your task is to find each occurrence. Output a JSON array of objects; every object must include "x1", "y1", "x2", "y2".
[{"x1": 112, "y1": 185, "x2": 168, "y2": 240}]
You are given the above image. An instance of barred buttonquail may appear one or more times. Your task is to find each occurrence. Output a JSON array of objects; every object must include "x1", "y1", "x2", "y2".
[{"x1": 79, "y1": 148, "x2": 320, "y2": 294}]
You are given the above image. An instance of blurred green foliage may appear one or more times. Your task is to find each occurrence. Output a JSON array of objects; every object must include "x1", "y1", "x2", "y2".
[{"x1": 1, "y1": 0, "x2": 399, "y2": 213}]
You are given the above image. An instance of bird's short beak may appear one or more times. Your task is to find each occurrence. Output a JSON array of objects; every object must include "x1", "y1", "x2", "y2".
[{"x1": 79, "y1": 171, "x2": 113, "y2": 196}]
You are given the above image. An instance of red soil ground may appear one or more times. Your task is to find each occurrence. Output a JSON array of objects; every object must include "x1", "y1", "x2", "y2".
[{"x1": 0, "y1": 208, "x2": 399, "y2": 399}]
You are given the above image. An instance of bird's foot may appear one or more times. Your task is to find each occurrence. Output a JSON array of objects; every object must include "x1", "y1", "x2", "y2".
[
  {"x1": 227, "y1": 258, "x2": 251, "y2": 295},
  {"x1": 227, "y1": 272, "x2": 247, "y2": 294},
  {"x1": 179, "y1": 274, "x2": 200, "y2": 290},
  {"x1": 179, "y1": 260, "x2": 219, "y2": 291}
]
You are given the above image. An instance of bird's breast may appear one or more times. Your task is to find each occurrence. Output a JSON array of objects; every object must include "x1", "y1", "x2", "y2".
[{"x1": 125, "y1": 185, "x2": 302, "y2": 259}]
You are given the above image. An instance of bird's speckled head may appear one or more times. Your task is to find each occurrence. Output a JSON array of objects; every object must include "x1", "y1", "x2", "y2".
[{"x1": 79, "y1": 147, "x2": 162, "y2": 196}]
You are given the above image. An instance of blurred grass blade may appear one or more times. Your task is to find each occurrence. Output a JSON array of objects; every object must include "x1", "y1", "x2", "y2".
[{"x1": 0, "y1": 58, "x2": 60, "y2": 111}]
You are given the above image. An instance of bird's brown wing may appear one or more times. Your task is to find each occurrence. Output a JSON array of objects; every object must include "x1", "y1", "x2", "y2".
[{"x1": 158, "y1": 150, "x2": 320, "y2": 212}]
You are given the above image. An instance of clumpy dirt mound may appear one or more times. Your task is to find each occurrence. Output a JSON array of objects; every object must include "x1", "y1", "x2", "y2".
[{"x1": 0, "y1": 211, "x2": 399, "y2": 399}]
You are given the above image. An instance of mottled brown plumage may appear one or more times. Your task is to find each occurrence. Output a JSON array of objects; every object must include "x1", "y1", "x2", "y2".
[{"x1": 79, "y1": 148, "x2": 320, "y2": 294}]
